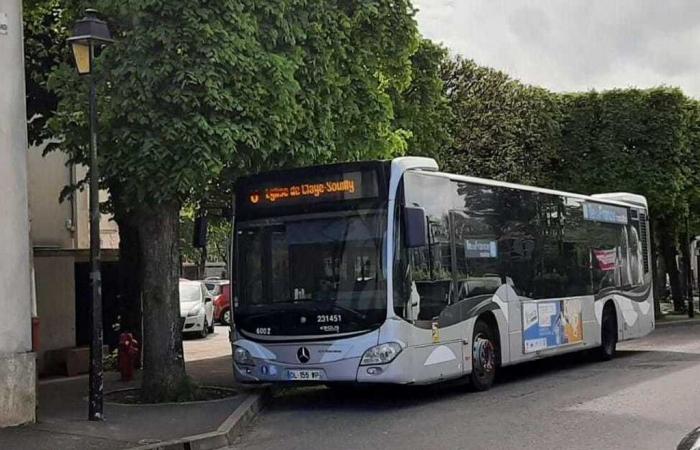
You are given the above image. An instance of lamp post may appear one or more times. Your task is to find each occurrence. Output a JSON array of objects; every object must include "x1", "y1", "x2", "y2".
[{"x1": 67, "y1": 9, "x2": 114, "y2": 421}]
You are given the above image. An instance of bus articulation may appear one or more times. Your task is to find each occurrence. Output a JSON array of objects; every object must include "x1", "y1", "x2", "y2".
[{"x1": 229, "y1": 157, "x2": 654, "y2": 390}]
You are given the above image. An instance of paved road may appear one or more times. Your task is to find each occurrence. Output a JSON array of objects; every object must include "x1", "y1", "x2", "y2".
[
  {"x1": 233, "y1": 322, "x2": 700, "y2": 450},
  {"x1": 183, "y1": 325, "x2": 231, "y2": 362}
]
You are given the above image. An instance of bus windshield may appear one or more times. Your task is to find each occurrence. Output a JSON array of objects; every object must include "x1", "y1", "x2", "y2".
[{"x1": 235, "y1": 210, "x2": 387, "y2": 337}]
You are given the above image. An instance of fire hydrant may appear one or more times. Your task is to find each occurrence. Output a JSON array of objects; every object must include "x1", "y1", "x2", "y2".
[{"x1": 118, "y1": 332, "x2": 139, "y2": 381}]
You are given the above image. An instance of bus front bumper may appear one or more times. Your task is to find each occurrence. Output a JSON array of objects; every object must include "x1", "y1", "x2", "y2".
[
  {"x1": 231, "y1": 328, "x2": 418, "y2": 384},
  {"x1": 233, "y1": 355, "x2": 363, "y2": 383}
]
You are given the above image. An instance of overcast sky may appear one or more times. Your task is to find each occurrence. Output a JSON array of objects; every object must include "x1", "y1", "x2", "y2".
[{"x1": 413, "y1": 0, "x2": 700, "y2": 98}]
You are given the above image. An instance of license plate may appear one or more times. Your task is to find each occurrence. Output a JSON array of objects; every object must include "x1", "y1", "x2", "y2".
[{"x1": 287, "y1": 369, "x2": 322, "y2": 381}]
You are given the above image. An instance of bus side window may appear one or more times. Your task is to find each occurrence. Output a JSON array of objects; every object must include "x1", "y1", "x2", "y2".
[
  {"x1": 403, "y1": 171, "x2": 454, "y2": 322},
  {"x1": 410, "y1": 217, "x2": 452, "y2": 320},
  {"x1": 629, "y1": 215, "x2": 645, "y2": 286},
  {"x1": 450, "y1": 182, "x2": 503, "y2": 300}
]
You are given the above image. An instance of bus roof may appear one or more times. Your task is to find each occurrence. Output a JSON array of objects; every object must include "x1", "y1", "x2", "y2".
[
  {"x1": 235, "y1": 157, "x2": 648, "y2": 211},
  {"x1": 414, "y1": 166, "x2": 648, "y2": 211}
]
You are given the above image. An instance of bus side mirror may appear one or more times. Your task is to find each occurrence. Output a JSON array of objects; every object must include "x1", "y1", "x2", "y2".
[
  {"x1": 404, "y1": 206, "x2": 427, "y2": 248},
  {"x1": 193, "y1": 215, "x2": 208, "y2": 249}
]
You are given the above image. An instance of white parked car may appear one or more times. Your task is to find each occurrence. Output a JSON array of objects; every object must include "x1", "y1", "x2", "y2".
[{"x1": 179, "y1": 279, "x2": 214, "y2": 338}]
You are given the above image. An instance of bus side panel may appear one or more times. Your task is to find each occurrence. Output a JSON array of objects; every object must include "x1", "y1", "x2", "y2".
[
  {"x1": 366, "y1": 318, "x2": 463, "y2": 384},
  {"x1": 372, "y1": 305, "x2": 509, "y2": 383},
  {"x1": 594, "y1": 284, "x2": 654, "y2": 343},
  {"x1": 373, "y1": 298, "x2": 508, "y2": 383},
  {"x1": 508, "y1": 293, "x2": 598, "y2": 364}
]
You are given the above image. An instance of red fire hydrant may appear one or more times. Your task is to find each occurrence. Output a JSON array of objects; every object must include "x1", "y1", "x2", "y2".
[{"x1": 118, "y1": 332, "x2": 139, "y2": 381}]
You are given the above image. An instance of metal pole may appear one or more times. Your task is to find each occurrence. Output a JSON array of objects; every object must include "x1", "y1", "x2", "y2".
[
  {"x1": 686, "y1": 215, "x2": 694, "y2": 318},
  {"x1": 88, "y1": 42, "x2": 104, "y2": 421}
]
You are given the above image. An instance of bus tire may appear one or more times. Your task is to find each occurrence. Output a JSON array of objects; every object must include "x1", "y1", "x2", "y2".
[
  {"x1": 470, "y1": 319, "x2": 498, "y2": 391},
  {"x1": 598, "y1": 305, "x2": 618, "y2": 361}
]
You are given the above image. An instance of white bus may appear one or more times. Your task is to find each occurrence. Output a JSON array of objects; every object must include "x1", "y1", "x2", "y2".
[{"x1": 230, "y1": 157, "x2": 654, "y2": 390}]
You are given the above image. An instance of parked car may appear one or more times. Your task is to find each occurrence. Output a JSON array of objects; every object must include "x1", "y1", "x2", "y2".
[
  {"x1": 179, "y1": 279, "x2": 214, "y2": 338},
  {"x1": 213, "y1": 282, "x2": 232, "y2": 325},
  {"x1": 203, "y1": 278, "x2": 228, "y2": 296}
]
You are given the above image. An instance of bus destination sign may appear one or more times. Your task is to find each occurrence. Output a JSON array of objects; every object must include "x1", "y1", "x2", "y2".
[
  {"x1": 583, "y1": 202, "x2": 628, "y2": 225},
  {"x1": 246, "y1": 170, "x2": 378, "y2": 207}
]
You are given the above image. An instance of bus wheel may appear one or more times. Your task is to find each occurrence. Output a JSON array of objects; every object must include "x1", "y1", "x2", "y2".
[
  {"x1": 598, "y1": 306, "x2": 618, "y2": 360},
  {"x1": 470, "y1": 320, "x2": 497, "y2": 391}
]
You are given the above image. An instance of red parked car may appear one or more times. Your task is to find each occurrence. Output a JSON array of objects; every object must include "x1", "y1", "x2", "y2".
[{"x1": 213, "y1": 282, "x2": 232, "y2": 325}]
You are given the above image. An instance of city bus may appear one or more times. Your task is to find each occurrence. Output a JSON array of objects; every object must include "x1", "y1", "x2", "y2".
[{"x1": 230, "y1": 157, "x2": 654, "y2": 390}]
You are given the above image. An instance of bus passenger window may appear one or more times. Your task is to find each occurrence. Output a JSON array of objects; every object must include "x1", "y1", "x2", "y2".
[
  {"x1": 402, "y1": 171, "x2": 454, "y2": 322},
  {"x1": 450, "y1": 207, "x2": 502, "y2": 300},
  {"x1": 410, "y1": 218, "x2": 452, "y2": 320}
]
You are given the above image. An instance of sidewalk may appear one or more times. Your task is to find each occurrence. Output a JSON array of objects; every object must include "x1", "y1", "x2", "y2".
[
  {"x1": 0, "y1": 327, "x2": 262, "y2": 450},
  {"x1": 658, "y1": 297, "x2": 700, "y2": 327}
]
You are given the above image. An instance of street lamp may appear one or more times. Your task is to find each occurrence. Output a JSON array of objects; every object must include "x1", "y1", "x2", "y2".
[{"x1": 67, "y1": 9, "x2": 114, "y2": 422}]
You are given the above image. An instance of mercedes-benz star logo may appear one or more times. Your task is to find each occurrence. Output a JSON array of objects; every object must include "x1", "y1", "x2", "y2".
[{"x1": 297, "y1": 346, "x2": 311, "y2": 364}]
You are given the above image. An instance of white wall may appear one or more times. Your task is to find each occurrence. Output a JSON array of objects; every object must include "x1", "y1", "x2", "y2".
[
  {"x1": 0, "y1": 0, "x2": 32, "y2": 355},
  {"x1": 27, "y1": 146, "x2": 75, "y2": 249},
  {"x1": 0, "y1": 0, "x2": 36, "y2": 427}
]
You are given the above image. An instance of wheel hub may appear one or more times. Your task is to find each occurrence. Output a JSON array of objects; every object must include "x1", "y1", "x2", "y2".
[{"x1": 474, "y1": 337, "x2": 495, "y2": 374}]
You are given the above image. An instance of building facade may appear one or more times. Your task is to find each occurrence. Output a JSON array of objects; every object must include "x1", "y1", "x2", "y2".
[{"x1": 28, "y1": 147, "x2": 121, "y2": 375}]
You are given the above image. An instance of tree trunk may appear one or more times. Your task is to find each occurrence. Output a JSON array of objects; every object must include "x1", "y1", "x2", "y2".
[
  {"x1": 114, "y1": 212, "x2": 143, "y2": 346},
  {"x1": 658, "y1": 218, "x2": 684, "y2": 312},
  {"x1": 199, "y1": 246, "x2": 207, "y2": 280},
  {"x1": 137, "y1": 201, "x2": 192, "y2": 402},
  {"x1": 679, "y1": 222, "x2": 694, "y2": 314}
]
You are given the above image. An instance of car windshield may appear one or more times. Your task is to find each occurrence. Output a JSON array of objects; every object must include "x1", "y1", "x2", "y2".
[
  {"x1": 179, "y1": 283, "x2": 201, "y2": 303},
  {"x1": 235, "y1": 211, "x2": 387, "y2": 336}
]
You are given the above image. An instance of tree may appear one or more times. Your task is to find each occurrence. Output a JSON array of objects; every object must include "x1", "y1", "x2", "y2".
[
  {"x1": 179, "y1": 206, "x2": 231, "y2": 278},
  {"x1": 23, "y1": 0, "x2": 71, "y2": 147},
  {"x1": 440, "y1": 57, "x2": 562, "y2": 185},
  {"x1": 391, "y1": 39, "x2": 454, "y2": 160},
  {"x1": 47, "y1": 0, "x2": 420, "y2": 401},
  {"x1": 555, "y1": 88, "x2": 695, "y2": 312}
]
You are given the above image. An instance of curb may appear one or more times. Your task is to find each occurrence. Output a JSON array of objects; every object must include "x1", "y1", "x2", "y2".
[
  {"x1": 128, "y1": 388, "x2": 271, "y2": 450},
  {"x1": 656, "y1": 318, "x2": 700, "y2": 328}
]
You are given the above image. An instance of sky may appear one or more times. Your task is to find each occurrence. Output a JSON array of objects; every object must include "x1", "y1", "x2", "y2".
[{"x1": 412, "y1": 0, "x2": 700, "y2": 98}]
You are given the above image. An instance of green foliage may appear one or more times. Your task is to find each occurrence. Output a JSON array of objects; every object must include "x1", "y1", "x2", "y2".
[
  {"x1": 440, "y1": 57, "x2": 562, "y2": 185},
  {"x1": 391, "y1": 39, "x2": 454, "y2": 159},
  {"x1": 23, "y1": 0, "x2": 72, "y2": 147},
  {"x1": 47, "y1": 1, "x2": 421, "y2": 210},
  {"x1": 179, "y1": 207, "x2": 231, "y2": 266},
  {"x1": 683, "y1": 98, "x2": 700, "y2": 236},
  {"x1": 555, "y1": 88, "x2": 692, "y2": 220},
  {"x1": 285, "y1": 0, "x2": 420, "y2": 165},
  {"x1": 178, "y1": 206, "x2": 199, "y2": 266}
]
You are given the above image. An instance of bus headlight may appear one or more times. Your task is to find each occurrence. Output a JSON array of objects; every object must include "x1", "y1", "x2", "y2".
[
  {"x1": 234, "y1": 346, "x2": 255, "y2": 366},
  {"x1": 360, "y1": 342, "x2": 402, "y2": 366}
]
